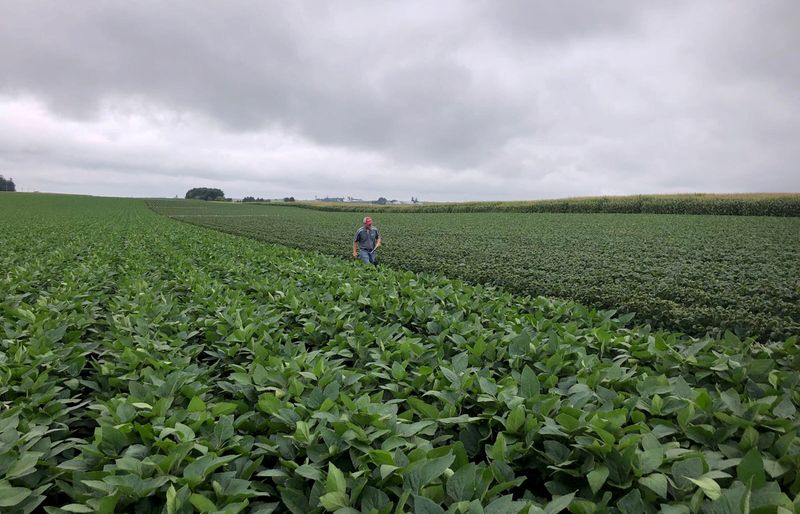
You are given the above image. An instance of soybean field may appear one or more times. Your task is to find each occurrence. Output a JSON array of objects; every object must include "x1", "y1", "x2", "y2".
[
  {"x1": 150, "y1": 200, "x2": 800, "y2": 342},
  {"x1": 3, "y1": 193, "x2": 799, "y2": 513}
]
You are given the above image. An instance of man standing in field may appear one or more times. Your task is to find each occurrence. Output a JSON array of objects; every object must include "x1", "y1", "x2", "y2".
[{"x1": 353, "y1": 216, "x2": 381, "y2": 264}]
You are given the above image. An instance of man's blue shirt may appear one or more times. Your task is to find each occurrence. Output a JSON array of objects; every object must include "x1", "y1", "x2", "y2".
[{"x1": 354, "y1": 226, "x2": 380, "y2": 251}]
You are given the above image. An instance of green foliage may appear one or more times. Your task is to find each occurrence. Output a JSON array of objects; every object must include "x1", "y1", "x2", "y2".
[
  {"x1": 185, "y1": 187, "x2": 225, "y2": 201},
  {"x1": 150, "y1": 199, "x2": 800, "y2": 341},
  {"x1": 0, "y1": 174, "x2": 16, "y2": 192},
  {"x1": 2, "y1": 193, "x2": 799, "y2": 512}
]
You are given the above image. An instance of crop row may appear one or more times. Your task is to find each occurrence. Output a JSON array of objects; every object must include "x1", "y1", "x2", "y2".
[{"x1": 151, "y1": 200, "x2": 800, "y2": 342}]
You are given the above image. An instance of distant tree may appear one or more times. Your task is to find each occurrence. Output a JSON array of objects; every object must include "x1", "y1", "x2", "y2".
[
  {"x1": 185, "y1": 187, "x2": 225, "y2": 201},
  {"x1": 411, "y1": 196, "x2": 418, "y2": 204},
  {"x1": 376, "y1": 197, "x2": 388, "y2": 205},
  {"x1": 0, "y1": 175, "x2": 16, "y2": 192},
  {"x1": 283, "y1": 196, "x2": 295, "y2": 202},
  {"x1": 242, "y1": 196, "x2": 256, "y2": 202}
]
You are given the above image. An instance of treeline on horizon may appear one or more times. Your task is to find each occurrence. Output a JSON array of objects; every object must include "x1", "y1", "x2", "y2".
[
  {"x1": 185, "y1": 188, "x2": 296, "y2": 203},
  {"x1": 0, "y1": 175, "x2": 17, "y2": 192},
  {"x1": 265, "y1": 193, "x2": 800, "y2": 217}
]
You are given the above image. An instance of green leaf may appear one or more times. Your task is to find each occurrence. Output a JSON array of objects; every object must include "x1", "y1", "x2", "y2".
[
  {"x1": 508, "y1": 331, "x2": 531, "y2": 357},
  {"x1": 519, "y1": 366, "x2": 540, "y2": 398},
  {"x1": 736, "y1": 448, "x2": 766, "y2": 489},
  {"x1": 440, "y1": 367, "x2": 460, "y2": 387},
  {"x1": 407, "y1": 397, "x2": 439, "y2": 419},
  {"x1": 773, "y1": 395, "x2": 796, "y2": 418},
  {"x1": 188, "y1": 396, "x2": 206, "y2": 412},
  {"x1": 281, "y1": 488, "x2": 310, "y2": 514},
  {"x1": 587, "y1": 465, "x2": 609, "y2": 495},
  {"x1": 173, "y1": 422, "x2": 195, "y2": 441},
  {"x1": 189, "y1": 493, "x2": 218, "y2": 513},
  {"x1": 639, "y1": 473, "x2": 668, "y2": 499},
  {"x1": 97, "y1": 425, "x2": 127, "y2": 456},
  {"x1": 506, "y1": 405, "x2": 526, "y2": 432},
  {"x1": 617, "y1": 489, "x2": 644, "y2": 514},
  {"x1": 360, "y1": 486, "x2": 390, "y2": 512},
  {"x1": 213, "y1": 415, "x2": 234, "y2": 444},
  {"x1": 294, "y1": 420, "x2": 311, "y2": 443},
  {"x1": 709, "y1": 481, "x2": 750, "y2": 514},
  {"x1": 96, "y1": 494, "x2": 119, "y2": 514},
  {"x1": 333, "y1": 508, "x2": 360, "y2": 514},
  {"x1": 447, "y1": 463, "x2": 477, "y2": 501},
  {"x1": 258, "y1": 469, "x2": 288, "y2": 478},
  {"x1": 253, "y1": 363, "x2": 270, "y2": 385},
  {"x1": 6, "y1": 451, "x2": 43, "y2": 479},
  {"x1": 0, "y1": 486, "x2": 32, "y2": 507},
  {"x1": 639, "y1": 448, "x2": 664, "y2": 475},
  {"x1": 0, "y1": 414, "x2": 20, "y2": 433},
  {"x1": 320, "y1": 491, "x2": 348, "y2": 511},
  {"x1": 326, "y1": 462, "x2": 347, "y2": 494},
  {"x1": 749, "y1": 481, "x2": 792, "y2": 513},
  {"x1": 478, "y1": 377, "x2": 497, "y2": 396},
  {"x1": 695, "y1": 389, "x2": 712, "y2": 411},
  {"x1": 62, "y1": 505, "x2": 94, "y2": 513},
  {"x1": 672, "y1": 457, "x2": 704, "y2": 489},
  {"x1": 258, "y1": 393, "x2": 282, "y2": 414},
  {"x1": 740, "y1": 426, "x2": 759, "y2": 450},
  {"x1": 488, "y1": 433, "x2": 507, "y2": 462},
  {"x1": 368, "y1": 450, "x2": 395, "y2": 466},
  {"x1": 413, "y1": 495, "x2": 445, "y2": 514},
  {"x1": 661, "y1": 505, "x2": 690, "y2": 514},
  {"x1": 182, "y1": 453, "x2": 237, "y2": 485},
  {"x1": 763, "y1": 458, "x2": 789, "y2": 478},
  {"x1": 485, "y1": 495, "x2": 529, "y2": 514},
  {"x1": 719, "y1": 389, "x2": 743, "y2": 416},
  {"x1": 380, "y1": 465, "x2": 399, "y2": 479},
  {"x1": 16, "y1": 308, "x2": 35, "y2": 324},
  {"x1": 297, "y1": 463, "x2": 323, "y2": 481},
  {"x1": 404, "y1": 453, "x2": 456, "y2": 493},
  {"x1": 81, "y1": 480, "x2": 114, "y2": 494},
  {"x1": 686, "y1": 476, "x2": 721, "y2": 501},
  {"x1": 166, "y1": 485, "x2": 178, "y2": 514},
  {"x1": 211, "y1": 402, "x2": 238, "y2": 415},
  {"x1": 543, "y1": 492, "x2": 575, "y2": 514}
]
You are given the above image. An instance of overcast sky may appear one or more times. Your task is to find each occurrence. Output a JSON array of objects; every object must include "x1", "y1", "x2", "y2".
[{"x1": 1, "y1": 1, "x2": 798, "y2": 200}]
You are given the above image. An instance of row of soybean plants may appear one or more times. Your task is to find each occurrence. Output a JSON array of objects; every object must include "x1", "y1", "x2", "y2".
[{"x1": 149, "y1": 199, "x2": 800, "y2": 342}]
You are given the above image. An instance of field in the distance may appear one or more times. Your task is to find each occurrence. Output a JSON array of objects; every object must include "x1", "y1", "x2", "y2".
[
  {"x1": 283, "y1": 193, "x2": 800, "y2": 217},
  {"x1": 150, "y1": 200, "x2": 800, "y2": 341}
]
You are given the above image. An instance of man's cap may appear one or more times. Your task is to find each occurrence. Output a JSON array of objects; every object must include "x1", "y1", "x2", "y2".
[{"x1": 363, "y1": 216, "x2": 373, "y2": 224}]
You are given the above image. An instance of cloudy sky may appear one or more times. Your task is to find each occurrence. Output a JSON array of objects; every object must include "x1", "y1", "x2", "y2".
[{"x1": 1, "y1": 1, "x2": 798, "y2": 200}]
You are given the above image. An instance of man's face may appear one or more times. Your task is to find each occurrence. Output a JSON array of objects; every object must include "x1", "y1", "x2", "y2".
[{"x1": 365, "y1": 222, "x2": 372, "y2": 229}]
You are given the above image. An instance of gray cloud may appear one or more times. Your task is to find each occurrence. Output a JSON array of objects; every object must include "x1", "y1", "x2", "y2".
[
  {"x1": 479, "y1": 0, "x2": 645, "y2": 42},
  {"x1": 0, "y1": 0, "x2": 798, "y2": 200}
]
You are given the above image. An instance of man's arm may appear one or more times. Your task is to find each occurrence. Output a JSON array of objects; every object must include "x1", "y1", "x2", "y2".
[{"x1": 353, "y1": 228, "x2": 361, "y2": 257}]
